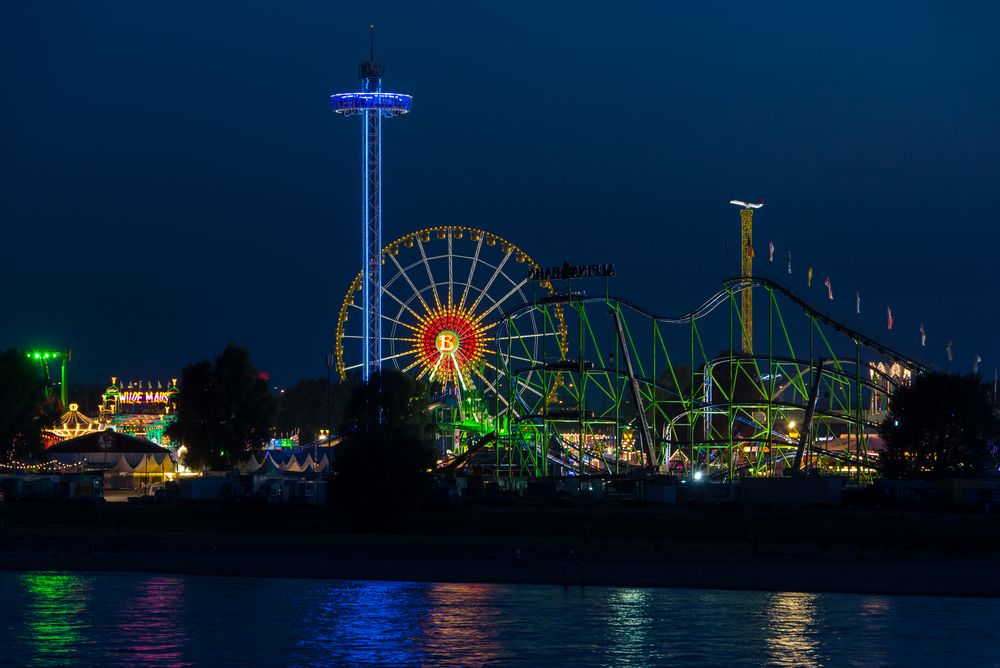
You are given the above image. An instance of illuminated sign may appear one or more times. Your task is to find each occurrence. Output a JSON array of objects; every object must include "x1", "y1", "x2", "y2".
[
  {"x1": 118, "y1": 391, "x2": 171, "y2": 405},
  {"x1": 528, "y1": 262, "x2": 616, "y2": 281},
  {"x1": 435, "y1": 331, "x2": 460, "y2": 355}
]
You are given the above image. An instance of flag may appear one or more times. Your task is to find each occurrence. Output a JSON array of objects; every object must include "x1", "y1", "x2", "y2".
[
  {"x1": 748, "y1": 244, "x2": 755, "y2": 259},
  {"x1": 946, "y1": 340, "x2": 953, "y2": 362},
  {"x1": 887, "y1": 307, "x2": 894, "y2": 330},
  {"x1": 807, "y1": 266, "x2": 813, "y2": 287},
  {"x1": 974, "y1": 354, "x2": 982, "y2": 374},
  {"x1": 768, "y1": 239, "x2": 774, "y2": 262},
  {"x1": 824, "y1": 276, "x2": 833, "y2": 300},
  {"x1": 787, "y1": 252, "x2": 792, "y2": 275},
  {"x1": 919, "y1": 323, "x2": 926, "y2": 347},
  {"x1": 856, "y1": 291, "x2": 861, "y2": 315}
]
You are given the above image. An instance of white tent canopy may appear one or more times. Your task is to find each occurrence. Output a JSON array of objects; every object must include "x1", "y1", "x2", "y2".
[
  {"x1": 239, "y1": 454, "x2": 262, "y2": 474},
  {"x1": 107, "y1": 454, "x2": 135, "y2": 473}
]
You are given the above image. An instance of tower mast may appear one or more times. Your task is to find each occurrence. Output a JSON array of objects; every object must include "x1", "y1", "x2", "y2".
[
  {"x1": 729, "y1": 200, "x2": 764, "y2": 353},
  {"x1": 332, "y1": 26, "x2": 412, "y2": 381}
]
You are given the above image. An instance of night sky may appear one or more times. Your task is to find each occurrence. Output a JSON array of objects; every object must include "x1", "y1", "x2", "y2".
[{"x1": 2, "y1": 2, "x2": 998, "y2": 386}]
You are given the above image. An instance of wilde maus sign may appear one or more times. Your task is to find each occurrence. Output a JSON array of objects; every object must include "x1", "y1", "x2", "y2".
[{"x1": 528, "y1": 263, "x2": 616, "y2": 282}]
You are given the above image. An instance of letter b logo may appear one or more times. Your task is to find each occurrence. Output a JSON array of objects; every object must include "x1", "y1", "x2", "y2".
[{"x1": 435, "y1": 331, "x2": 459, "y2": 354}]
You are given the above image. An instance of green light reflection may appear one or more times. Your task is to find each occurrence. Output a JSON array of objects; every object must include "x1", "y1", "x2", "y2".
[{"x1": 20, "y1": 572, "x2": 94, "y2": 665}]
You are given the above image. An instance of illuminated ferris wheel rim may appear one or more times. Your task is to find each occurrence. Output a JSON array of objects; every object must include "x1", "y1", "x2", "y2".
[{"x1": 335, "y1": 225, "x2": 558, "y2": 380}]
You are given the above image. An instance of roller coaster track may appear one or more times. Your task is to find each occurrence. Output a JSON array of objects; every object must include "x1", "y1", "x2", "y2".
[
  {"x1": 507, "y1": 276, "x2": 931, "y2": 373},
  {"x1": 489, "y1": 275, "x2": 937, "y2": 477}
]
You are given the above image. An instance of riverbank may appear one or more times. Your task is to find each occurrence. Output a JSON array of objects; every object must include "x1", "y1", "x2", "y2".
[{"x1": 1, "y1": 503, "x2": 998, "y2": 597}]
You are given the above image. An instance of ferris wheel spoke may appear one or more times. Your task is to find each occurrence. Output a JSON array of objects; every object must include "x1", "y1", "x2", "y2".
[
  {"x1": 383, "y1": 310, "x2": 422, "y2": 333},
  {"x1": 414, "y1": 357, "x2": 438, "y2": 381},
  {"x1": 380, "y1": 349, "x2": 419, "y2": 364},
  {"x1": 468, "y1": 248, "x2": 513, "y2": 314},
  {"x1": 458, "y1": 234, "x2": 484, "y2": 311},
  {"x1": 382, "y1": 285, "x2": 427, "y2": 325},
  {"x1": 469, "y1": 366, "x2": 515, "y2": 411},
  {"x1": 502, "y1": 332, "x2": 550, "y2": 339},
  {"x1": 427, "y1": 354, "x2": 446, "y2": 382},
  {"x1": 504, "y1": 353, "x2": 543, "y2": 372},
  {"x1": 416, "y1": 237, "x2": 443, "y2": 310},
  {"x1": 515, "y1": 377, "x2": 545, "y2": 397},
  {"x1": 514, "y1": 327, "x2": 544, "y2": 368},
  {"x1": 450, "y1": 356, "x2": 469, "y2": 390},
  {"x1": 473, "y1": 277, "x2": 529, "y2": 324},
  {"x1": 470, "y1": 367, "x2": 503, "y2": 404},
  {"x1": 469, "y1": 364, "x2": 494, "y2": 389},
  {"x1": 402, "y1": 356, "x2": 428, "y2": 374},
  {"x1": 387, "y1": 252, "x2": 433, "y2": 314},
  {"x1": 343, "y1": 334, "x2": 418, "y2": 343},
  {"x1": 447, "y1": 230, "x2": 454, "y2": 308}
]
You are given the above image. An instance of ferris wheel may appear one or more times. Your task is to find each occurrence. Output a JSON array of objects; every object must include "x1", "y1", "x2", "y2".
[{"x1": 335, "y1": 226, "x2": 563, "y2": 416}]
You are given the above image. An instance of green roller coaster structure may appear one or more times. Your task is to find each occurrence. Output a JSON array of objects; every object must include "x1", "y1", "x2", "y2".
[{"x1": 489, "y1": 276, "x2": 927, "y2": 481}]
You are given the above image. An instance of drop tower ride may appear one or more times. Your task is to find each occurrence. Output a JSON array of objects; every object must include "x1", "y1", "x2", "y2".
[{"x1": 331, "y1": 27, "x2": 412, "y2": 381}]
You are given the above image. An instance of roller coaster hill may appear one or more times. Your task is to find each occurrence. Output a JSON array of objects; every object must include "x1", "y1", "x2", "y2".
[{"x1": 335, "y1": 226, "x2": 931, "y2": 482}]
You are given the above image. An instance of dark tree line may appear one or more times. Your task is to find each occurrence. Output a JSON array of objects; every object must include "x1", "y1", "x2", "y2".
[
  {"x1": 166, "y1": 344, "x2": 355, "y2": 469},
  {"x1": 0, "y1": 348, "x2": 57, "y2": 459},
  {"x1": 169, "y1": 348, "x2": 436, "y2": 521},
  {"x1": 879, "y1": 372, "x2": 1000, "y2": 479},
  {"x1": 167, "y1": 344, "x2": 276, "y2": 470},
  {"x1": 331, "y1": 368, "x2": 438, "y2": 526},
  {"x1": 275, "y1": 377, "x2": 351, "y2": 445}
]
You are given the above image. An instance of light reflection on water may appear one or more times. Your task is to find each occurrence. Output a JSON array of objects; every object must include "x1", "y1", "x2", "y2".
[
  {"x1": 2, "y1": 572, "x2": 999, "y2": 667},
  {"x1": 421, "y1": 583, "x2": 506, "y2": 665},
  {"x1": 763, "y1": 591, "x2": 821, "y2": 668},
  {"x1": 20, "y1": 572, "x2": 95, "y2": 665},
  {"x1": 114, "y1": 576, "x2": 190, "y2": 667}
]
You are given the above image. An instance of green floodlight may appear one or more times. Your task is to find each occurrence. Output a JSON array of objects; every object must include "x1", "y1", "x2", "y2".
[{"x1": 26, "y1": 348, "x2": 71, "y2": 407}]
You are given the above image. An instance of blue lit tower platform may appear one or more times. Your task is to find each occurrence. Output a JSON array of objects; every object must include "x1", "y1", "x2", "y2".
[{"x1": 331, "y1": 27, "x2": 412, "y2": 381}]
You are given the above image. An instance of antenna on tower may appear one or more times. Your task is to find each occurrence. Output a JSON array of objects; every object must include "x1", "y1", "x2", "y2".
[{"x1": 358, "y1": 24, "x2": 383, "y2": 82}]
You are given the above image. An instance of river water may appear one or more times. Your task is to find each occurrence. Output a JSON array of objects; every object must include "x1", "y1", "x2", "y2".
[{"x1": 0, "y1": 572, "x2": 997, "y2": 667}]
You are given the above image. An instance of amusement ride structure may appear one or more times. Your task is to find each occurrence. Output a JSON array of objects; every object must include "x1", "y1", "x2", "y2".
[
  {"x1": 333, "y1": 214, "x2": 927, "y2": 481},
  {"x1": 330, "y1": 37, "x2": 926, "y2": 481},
  {"x1": 331, "y1": 26, "x2": 412, "y2": 381},
  {"x1": 335, "y1": 226, "x2": 567, "y2": 445},
  {"x1": 26, "y1": 349, "x2": 71, "y2": 408}
]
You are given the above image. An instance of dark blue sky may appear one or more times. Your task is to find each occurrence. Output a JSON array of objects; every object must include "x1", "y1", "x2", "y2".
[{"x1": 2, "y1": 2, "x2": 998, "y2": 385}]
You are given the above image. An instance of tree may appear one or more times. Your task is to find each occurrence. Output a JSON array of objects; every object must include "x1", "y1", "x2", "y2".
[
  {"x1": 879, "y1": 372, "x2": 1000, "y2": 479},
  {"x1": 277, "y1": 378, "x2": 331, "y2": 445},
  {"x1": 167, "y1": 344, "x2": 276, "y2": 470},
  {"x1": 0, "y1": 349, "x2": 57, "y2": 460},
  {"x1": 332, "y1": 368, "x2": 438, "y2": 527}
]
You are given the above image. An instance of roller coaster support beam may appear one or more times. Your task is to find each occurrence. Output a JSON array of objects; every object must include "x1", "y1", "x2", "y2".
[
  {"x1": 610, "y1": 306, "x2": 655, "y2": 469},
  {"x1": 791, "y1": 358, "x2": 826, "y2": 474}
]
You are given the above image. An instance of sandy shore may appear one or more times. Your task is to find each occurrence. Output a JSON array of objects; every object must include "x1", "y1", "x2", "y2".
[{"x1": 1, "y1": 503, "x2": 998, "y2": 597}]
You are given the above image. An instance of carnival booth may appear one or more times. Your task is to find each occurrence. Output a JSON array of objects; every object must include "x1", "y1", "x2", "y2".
[{"x1": 46, "y1": 430, "x2": 174, "y2": 488}]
